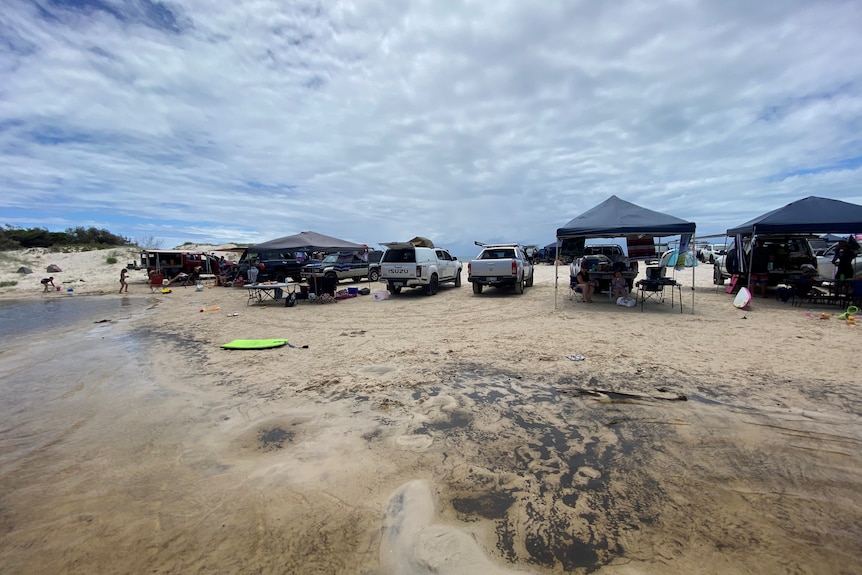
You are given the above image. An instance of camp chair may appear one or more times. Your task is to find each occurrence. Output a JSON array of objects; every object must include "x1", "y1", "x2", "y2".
[
  {"x1": 635, "y1": 279, "x2": 665, "y2": 310},
  {"x1": 570, "y1": 275, "x2": 585, "y2": 302},
  {"x1": 568, "y1": 262, "x2": 585, "y2": 302},
  {"x1": 148, "y1": 272, "x2": 164, "y2": 293},
  {"x1": 846, "y1": 280, "x2": 862, "y2": 306}
]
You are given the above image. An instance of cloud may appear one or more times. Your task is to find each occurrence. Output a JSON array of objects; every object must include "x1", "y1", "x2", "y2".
[{"x1": 1, "y1": 0, "x2": 861, "y2": 254}]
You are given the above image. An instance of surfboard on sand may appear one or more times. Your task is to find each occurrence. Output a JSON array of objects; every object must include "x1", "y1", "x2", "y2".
[
  {"x1": 733, "y1": 287, "x2": 751, "y2": 309},
  {"x1": 221, "y1": 339, "x2": 287, "y2": 350}
]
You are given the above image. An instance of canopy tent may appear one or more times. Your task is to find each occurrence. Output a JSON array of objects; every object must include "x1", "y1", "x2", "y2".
[
  {"x1": 726, "y1": 196, "x2": 862, "y2": 236},
  {"x1": 554, "y1": 195, "x2": 697, "y2": 311},
  {"x1": 557, "y1": 195, "x2": 696, "y2": 238},
  {"x1": 725, "y1": 196, "x2": 862, "y2": 275},
  {"x1": 249, "y1": 231, "x2": 365, "y2": 253}
]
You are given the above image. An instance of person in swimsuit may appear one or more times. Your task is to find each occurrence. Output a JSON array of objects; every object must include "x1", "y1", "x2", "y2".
[{"x1": 119, "y1": 268, "x2": 129, "y2": 293}]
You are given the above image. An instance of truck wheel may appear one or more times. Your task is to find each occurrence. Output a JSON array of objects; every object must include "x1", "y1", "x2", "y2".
[
  {"x1": 292, "y1": 274, "x2": 302, "y2": 282},
  {"x1": 368, "y1": 268, "x2": 380, "y2": 282},
  {"x1": 713, "y1": 265, "x2": 724, "y2": 285},
  {"x1": 325, "y1": 272, "x2": 338, "y2": 284},
  {"x1": 388, "y1": 281, "x2": 401, "y2": 294},
  {"x1": 424, "y1": 274, "x2": 439, "y2": 296},
  {"x1": 275, "y1": 273, "x2": 286, "y2": 283},
  {"x1": 473, "y1": 282, "x2": 482, "y2": 294},
  {"x1": 454, "y1": 271, "x2": 461, "y2": 287},
  {"x1": 514, "y1": 277, "x2": 524, "y2": 294},
  {"x1": 526, "y1": 272, "x2": 534, "y2": 287}
]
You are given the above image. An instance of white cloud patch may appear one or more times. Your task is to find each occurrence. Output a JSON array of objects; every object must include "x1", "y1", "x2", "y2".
[{"x1": 1, "y1": 0, "x2": 861, "y2": 252}]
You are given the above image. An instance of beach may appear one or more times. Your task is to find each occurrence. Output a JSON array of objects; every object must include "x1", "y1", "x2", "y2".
[{"x1": 1, "y1": 250, "x2": 860, "y2": 574}]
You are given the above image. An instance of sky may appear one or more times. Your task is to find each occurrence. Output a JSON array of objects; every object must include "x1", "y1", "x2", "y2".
[{"x1": 1, "y1": 0, "x2": 861, "y2": 256}]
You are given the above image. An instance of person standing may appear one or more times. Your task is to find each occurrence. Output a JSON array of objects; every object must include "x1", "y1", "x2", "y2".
[
  {"x1": 119, "y1": 268, "x2": 129, "y2": 293},
  {"x1": 832, "y1": 239, "x2": 858, "y2": 281}
]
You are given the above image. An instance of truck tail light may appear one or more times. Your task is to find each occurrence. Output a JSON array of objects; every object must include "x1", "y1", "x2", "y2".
[
  {"x1": 511, "y1": 261, "x2": 517, "y2": 275},
  {"x1": 416, "y1": 265, "x2": 422, "y2": 277},
  {"x1": 467, "y1": 262, "x2": 472, "y2": 276}
]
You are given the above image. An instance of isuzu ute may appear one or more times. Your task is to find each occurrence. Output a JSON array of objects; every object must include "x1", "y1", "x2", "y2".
[{"x1": 379, "y1": 242, "x2": 462, "y2": 295}]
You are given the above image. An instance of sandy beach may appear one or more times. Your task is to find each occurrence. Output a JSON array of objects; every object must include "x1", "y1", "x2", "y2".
[{"x1": 1, "y1": 248, "x2": 860, "y2": 574}]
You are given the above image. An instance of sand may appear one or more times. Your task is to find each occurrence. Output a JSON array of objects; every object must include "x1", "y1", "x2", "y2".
[{"x1": 1, "y1": 248, "x2": 860, "y2": 574}]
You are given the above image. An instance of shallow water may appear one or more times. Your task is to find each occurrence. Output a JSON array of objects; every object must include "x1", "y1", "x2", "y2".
[
  {"x1": 1, "y1": 322, "x2": 860, "y2": 574},
  {"x1": 0, "y1": 295, "x2": 151, "y2": 339}
]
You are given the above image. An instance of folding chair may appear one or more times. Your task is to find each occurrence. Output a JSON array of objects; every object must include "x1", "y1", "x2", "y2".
[
  {"x1": 569, "y1": 275, "x2": 585, "y2": 302},
  {"x1": 849, "y1": 280, "x2": 862, "y2": 307},
  {"x1": 635, "y1": 279, "x2": 665, "y2": 310}
]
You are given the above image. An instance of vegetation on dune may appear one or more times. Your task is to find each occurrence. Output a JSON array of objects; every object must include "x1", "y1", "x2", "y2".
[{"x1": 0, "y1": 225, "x2": 131, "y2": 251}]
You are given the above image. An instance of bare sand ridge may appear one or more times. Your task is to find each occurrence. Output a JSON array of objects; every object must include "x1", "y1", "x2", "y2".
[{"x1": 1, "y1": 249, "x2": 860, "y2": 574}]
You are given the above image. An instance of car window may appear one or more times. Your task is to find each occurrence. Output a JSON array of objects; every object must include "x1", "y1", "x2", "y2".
[{"x1": 383, "y1": 248, "x2": 415, "y2": 263}]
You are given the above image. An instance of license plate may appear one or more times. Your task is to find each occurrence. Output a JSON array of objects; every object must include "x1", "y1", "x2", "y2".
[
  {"x1": 486, "y1": 277, "x2": 497, "y2": 282},
  {"x1": 392, "y1": 281, "x2": 404, "y2": 287}
]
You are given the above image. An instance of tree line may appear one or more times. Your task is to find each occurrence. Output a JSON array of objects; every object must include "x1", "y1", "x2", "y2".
[{"x1": 0, "y1": 225, "x2": 131, "y2": 250}]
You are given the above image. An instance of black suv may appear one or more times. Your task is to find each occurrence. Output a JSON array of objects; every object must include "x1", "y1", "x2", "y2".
[{"x1": 236, "y1": 249, "x2": 307, "y2": 283}]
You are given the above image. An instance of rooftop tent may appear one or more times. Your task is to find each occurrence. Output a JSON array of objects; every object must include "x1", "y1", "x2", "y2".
[
  {"x1": 249, "y1": 231, "x2": 365, "y2": 252},
  {"x1": 554, "y1": 195, "x2": 696, "y2": 311},
  {"x1": 726, "y1": 196, "x2": 862, "y2": 236}
]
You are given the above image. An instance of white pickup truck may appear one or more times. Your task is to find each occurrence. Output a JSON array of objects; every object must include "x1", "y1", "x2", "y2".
[
  {"x1": 379, "y1": 242, "x2": 462, "y2": 295},
  {"x1": 467, "y1": 243, "x2": 534, "y2": 294}
]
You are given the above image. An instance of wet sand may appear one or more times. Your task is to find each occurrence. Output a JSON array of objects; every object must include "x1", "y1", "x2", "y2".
[{"x1": 1, "y1": 265, "x2": 861, "y2": 574}]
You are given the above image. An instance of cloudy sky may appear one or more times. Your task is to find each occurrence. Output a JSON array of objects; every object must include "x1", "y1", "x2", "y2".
[{"x1": 2, "y1": 0, "x2": 861, "y2": 254}]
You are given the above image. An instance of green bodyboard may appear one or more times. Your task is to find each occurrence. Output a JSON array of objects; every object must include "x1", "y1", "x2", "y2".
[{"x1": 221, "y1": 339, "x2": 287, "y2": 350}]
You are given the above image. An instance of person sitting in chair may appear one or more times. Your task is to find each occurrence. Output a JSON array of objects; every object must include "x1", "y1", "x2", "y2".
[
  {"x1": 575, "y1": 260, "x2": 598, "y2": 303},
  {"x1": 611, "y1": 271, "x2": 628, "y2": 299}
]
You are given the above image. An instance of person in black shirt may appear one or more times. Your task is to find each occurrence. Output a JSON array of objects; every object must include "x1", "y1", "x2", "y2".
[{"x1": 832, "y1": 239, "x2": 858, "y2": 281}]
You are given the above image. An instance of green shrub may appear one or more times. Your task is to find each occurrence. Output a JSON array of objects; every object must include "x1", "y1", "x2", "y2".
[
  {"x1": 0, "y1": 280, "x2": 18, "y2": 287},
  {"x1": 106, "y1": 256, "x2": 118, "y2": 264}
]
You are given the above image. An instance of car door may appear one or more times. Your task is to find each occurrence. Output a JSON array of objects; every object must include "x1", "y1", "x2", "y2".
[{"x1": 435, "y1": 249, "x2": 455, "y2": 280}]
